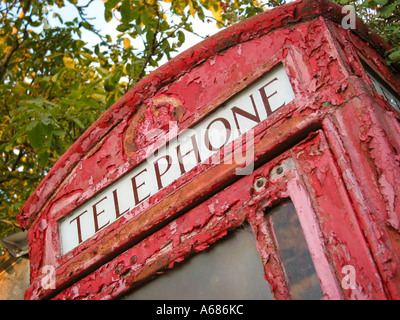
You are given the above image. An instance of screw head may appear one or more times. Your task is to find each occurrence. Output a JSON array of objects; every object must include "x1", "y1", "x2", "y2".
[{"x1": 254, "y1": 177, "x2": 267, "y2": 191}]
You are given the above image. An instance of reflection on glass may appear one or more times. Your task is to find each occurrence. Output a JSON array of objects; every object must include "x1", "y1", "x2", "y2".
[
  {"x1": 123, "y1": 223, "x2": 273, "y2": 300},
  {"x1": 363, "y1": 62, "x2": 400, "y2": 112},
  {"x1": 268, "y1": 200, "x2": 323, "y2": 300}
]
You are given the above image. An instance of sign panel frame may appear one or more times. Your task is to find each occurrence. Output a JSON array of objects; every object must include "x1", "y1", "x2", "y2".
[{"x1": 58, "y1": 64, "x2": 295, "y2": 255}]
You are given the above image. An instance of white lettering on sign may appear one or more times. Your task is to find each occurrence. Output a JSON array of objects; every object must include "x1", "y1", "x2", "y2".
[{"x1": 59, "y1": 64, "x2": 295, "y2": 254}]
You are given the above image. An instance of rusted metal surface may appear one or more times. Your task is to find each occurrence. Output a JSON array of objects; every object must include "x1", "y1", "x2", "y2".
[{"x1": 18, "y1": 0, "x2": 400, "y2": 299}]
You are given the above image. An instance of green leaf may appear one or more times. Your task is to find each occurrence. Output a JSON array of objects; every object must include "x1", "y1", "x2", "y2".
[
  {"x1": 95, "y1": 67, "x2": 108, "y2": 77},
  {"x1": 388, "y1": 49, "x2": 400, "y2": 63},
  {"x1": 73, "y1": 118, "x2": 85, "y2": 130},
  {"x1": 26, "y1": 120, "x2": 39, "y2": 131},
  {"x1": 105, "y1": 0, "x2": 120, "y2": 22},
  {"x1": 82, "y1": 98, "x2": 100, "y2": 109},
  {"x1": 146, "y1": 29, "x2": 155, "y2": 46},
  {"x1": 38, "y1": 150, "x2": 50, "y2": 167},
  {"x1": 53, "y1": 129, "x2": 66, "y2": 136},
  {"x1": 177, "y1": 30, "x2": 185, "y2": 45},
  {"x1": 380, "y1": 3, "x2": 396, "y2": 18},
  {"x1": 40, "y1": 114, "x2": 52, "y2": 126},
  {"x1": 28, "y1": 123, "x2": 45, "y2": 151},
  {"x1": 141, "y1": 10, "x2": 152, "y2": 26},
  {"x1": 120, "y1": 0, "x2": 135, "y2": 24},
  {"x1": 133, "y1": 24, "x2": 142, "y2": 35},
  {"x1": 80, "y1": 21, "x2": 92, "y2": 30},
  {"x1": 376, "y1": 0, "x2": 388, "y2": 5},
  {"x1": 116, "y1": 23, "x2": 134, "y2": 32},
  {"x1": 30, "y1": 20, "x2": 42, "y2": 27}
]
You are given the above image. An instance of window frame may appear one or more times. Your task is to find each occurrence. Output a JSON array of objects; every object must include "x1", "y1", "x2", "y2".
[
  {"x1": 360, "y1": 58, "x2": 400, "y2": 113},
  {"x1": 122, "y1": 133, "x2": 344, "y2": 300},
  {"x1": 55, "y1": 131, "x2": 385, "y2": 300}
]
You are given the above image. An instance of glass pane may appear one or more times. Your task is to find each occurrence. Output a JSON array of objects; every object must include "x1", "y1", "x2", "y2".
[
  {"x1": 123, "y1": 223, "x2": 273, "y2": 300},
  {"x1": 363, "y1": 62, "x2": 400, "y2": 111},
  {"x1": 268, "y1": 200, "x2": 323, "y2": 300}
]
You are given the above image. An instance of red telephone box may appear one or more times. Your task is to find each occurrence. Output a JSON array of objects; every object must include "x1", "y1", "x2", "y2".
[{"x1": 18, "y1": 0, "x2": 400, "y2": 300}]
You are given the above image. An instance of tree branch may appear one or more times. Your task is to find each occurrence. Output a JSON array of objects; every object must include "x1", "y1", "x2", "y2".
[{"x1": 0, "y1": 1, "x2": 32, "y2": 83}]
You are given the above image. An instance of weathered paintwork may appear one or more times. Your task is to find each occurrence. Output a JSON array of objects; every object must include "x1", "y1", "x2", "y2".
[{"x1": 18, "y1": 0, "x2": 400, "y2": 299}]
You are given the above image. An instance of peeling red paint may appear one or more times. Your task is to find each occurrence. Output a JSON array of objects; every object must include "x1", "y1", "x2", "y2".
[{"x1": 18, "y1": 0, "x2": 400, "y2": 300}]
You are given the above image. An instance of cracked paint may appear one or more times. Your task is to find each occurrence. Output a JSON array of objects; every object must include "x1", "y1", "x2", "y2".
[{"x1": 18, "y1": 0, "x2": 400, "y2": 300}]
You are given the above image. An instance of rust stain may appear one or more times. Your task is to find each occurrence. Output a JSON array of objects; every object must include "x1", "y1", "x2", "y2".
[{"x1": 123, "y1": 96, "x2": 186, "y2": 160}]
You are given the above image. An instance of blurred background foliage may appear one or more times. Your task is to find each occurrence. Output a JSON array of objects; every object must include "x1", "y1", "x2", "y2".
[{"x1": 0, "y1": 0, "x2": 398, "y2": 246}]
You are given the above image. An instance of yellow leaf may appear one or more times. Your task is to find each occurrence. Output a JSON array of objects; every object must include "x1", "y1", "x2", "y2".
[
  {"x1": 14, "y1": 82, "x2": 26, "y2": 95},
  {"x1": 123, "y1": 37, "x2": 131, "y2": 49},
  {"x1": 91, "y1": 93, "x2": 106, "y2": 101},
  {"x1": 210, "y1": 3, "x2": 222, "y2": 23},
  {"x1": 63, "y1": 56, "x2": 75, "y2": 68},
  {"x1": 189, "y1": 0, "x2": 196, "y2": 17},
  {"x1": 80, "y1": 52, "x2": 95, "y2": 61},
  {"x1": 174, "y1": 0, "x2": 187, "y2": 15},
  {"x1": 55, "y1": 0, "x2": 65, "y2": 8}
]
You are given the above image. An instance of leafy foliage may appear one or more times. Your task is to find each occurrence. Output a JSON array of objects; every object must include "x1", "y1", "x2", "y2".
[{"x1": 338, "y1": 0, "x2": 400, "y2": 65}]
